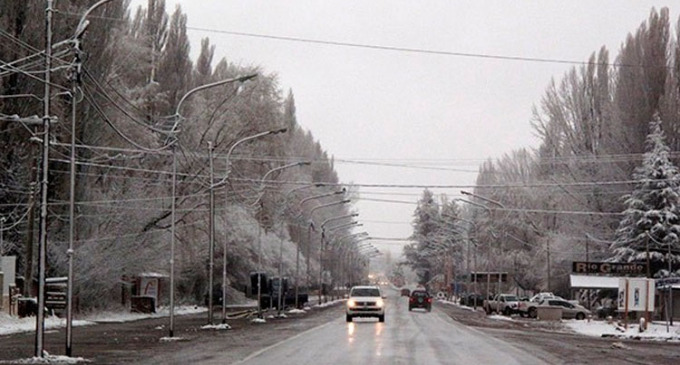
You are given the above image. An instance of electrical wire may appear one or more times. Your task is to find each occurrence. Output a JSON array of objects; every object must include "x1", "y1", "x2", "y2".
[
  {"x1": 186, "y1": 27, "x2": 668, "y2": 70},
  {"x1": 83, "y1": 67, "x2": 177, "y2": 135},
  {"x1": 81, "y1": 85, "x2": 173, "y2": 152}
]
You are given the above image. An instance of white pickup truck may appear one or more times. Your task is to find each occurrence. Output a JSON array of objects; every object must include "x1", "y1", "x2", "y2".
[
  {"x1": 518, "y1": 293, "x2": 579, "y2": 318},
  {"x1": 483, "y1": 294, "x2": 521, "y2": 315}
]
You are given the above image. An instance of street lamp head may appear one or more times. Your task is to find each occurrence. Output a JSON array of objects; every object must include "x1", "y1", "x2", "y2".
[
  {"x1": 238, "y1": 74, "x2": 258, "y2": 83},
  {"x1": 298, "y1": 161, "x2": 312, "y2": 166},
  {"x1": 270, "y1": 127, "x2": 288, "y2": 135}
]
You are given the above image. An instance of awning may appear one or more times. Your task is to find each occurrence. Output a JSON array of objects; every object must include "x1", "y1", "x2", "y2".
[{"x1": 569, "y1": 274, "x2": 621, "y2": 289}]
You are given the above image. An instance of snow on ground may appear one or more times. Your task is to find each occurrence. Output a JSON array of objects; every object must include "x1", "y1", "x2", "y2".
[
  {"x1": 564, "y1": 319, "x2": 680, "y2": 341},
  {"x1": 79, "y1": 305, "x2": 206, "y2": 323},
  {"x1": 0, "y1": 305, "x2": 206, "y2": 336},
  {"x1": 0, "y1": 312, "x2": 94, "y2": 337},
  {"x1": 314, "y1": 298, "x2": 344, "y2": 308},
  {"x1": 200, "y1": 323, "x2": 231, "y2": 330},
  {"x1": 440, "y1": 299, "x2": 680, "y2": 341},
  {"x1": 1, "y1": 354, "x2": 91, "y2": 364}
]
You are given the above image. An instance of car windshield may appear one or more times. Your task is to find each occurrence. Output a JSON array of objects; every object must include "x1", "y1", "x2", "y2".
[
  {"x1": 504, "y1": 296, "x2": 518, "y2": 301},
  {"x1": 351, "y1": 288, "x2": 380, "y2": 297},
  {"x1": 411, "y1": 291, "x2": 428, "y2": 297}
]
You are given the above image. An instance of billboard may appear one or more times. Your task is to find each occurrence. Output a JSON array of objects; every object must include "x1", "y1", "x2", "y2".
[
  {"x1": 617, "y1": 278, "x2": 655, "y2": 312},
  {"x1": 573, "y1": 261, "x2": 646, "y2": 275}
]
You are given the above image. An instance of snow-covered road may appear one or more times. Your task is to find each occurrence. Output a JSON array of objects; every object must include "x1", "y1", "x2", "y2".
[{"x1": 223, "y1": 292, "x2": 549, "y2": 365}]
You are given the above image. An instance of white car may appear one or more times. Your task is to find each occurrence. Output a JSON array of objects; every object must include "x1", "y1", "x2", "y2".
[{"x1": 346, "y1": 285, "x2": 385, "y2": 322}]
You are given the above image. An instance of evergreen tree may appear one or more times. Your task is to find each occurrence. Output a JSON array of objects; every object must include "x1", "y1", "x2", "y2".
[
  {"x1": 610, "y1": 114, "x2": 680, "y2": 277},
  {"x1": 404, "y1": 189, "x2": 439, "y2": 285}
]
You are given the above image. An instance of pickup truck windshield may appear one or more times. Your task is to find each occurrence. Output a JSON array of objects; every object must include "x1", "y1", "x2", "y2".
[{"x1": 351, "y1": 288, "x2": 380, "y2": 297}]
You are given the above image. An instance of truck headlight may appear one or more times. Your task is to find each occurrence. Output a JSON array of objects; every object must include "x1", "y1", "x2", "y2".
[
  {"x1": 376, "y1": 299, "x2": 384, "y2": 308},
  {"x1": 347, "y1": 299, "x2": 356, "y2": 308}
]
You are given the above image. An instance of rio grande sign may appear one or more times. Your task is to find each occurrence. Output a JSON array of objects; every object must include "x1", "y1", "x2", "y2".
[{"x1": 572, "y1": 261, "x2": 647, "y2": 275}]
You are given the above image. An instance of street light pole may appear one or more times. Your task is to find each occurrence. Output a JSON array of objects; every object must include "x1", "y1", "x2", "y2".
[
  {"x1": 217, "y1": 128, "x2": 286, "y2": 324},
  {"x1": 294, "y1": 188, "x2": 345, "y2": 305},
  {"x1": 207, "y1": 142, "x2": 216, "y2": 324},
  {"x1": 456, "y1": 198, "x2": 494, "y2": 305},
  {"x1": 35, "y1": 1, "x2": 54, "y2": 356},
  {"x1": 318, "y1": 211, "x2": 355, "y2": 302},
  {"x1": 168, "y1": 74, "x2": 260, "y2": 334},
  {"x1": 271, "y1": 169, "x2": 313, "y2": 316},
  {"x1": 0, "y1": 217, "x2": 5, "y2": 257},
  {"x1": 253, "y1": 161, "x2": 309, "y2": 318},
  {"x1": 307, "y1": 203, "x2": 353, "y2": 303},
  {"x1": 274, "y1": 183, "x2": 324, "y2": 311},
  {"x1": 324, "y1": 225, "x2": 363, "y2": 295}
]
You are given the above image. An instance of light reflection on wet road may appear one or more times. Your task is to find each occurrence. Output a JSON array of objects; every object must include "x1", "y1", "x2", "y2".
[{"x1": 234, "y1": 289, "x2": 549, "y2": 365}]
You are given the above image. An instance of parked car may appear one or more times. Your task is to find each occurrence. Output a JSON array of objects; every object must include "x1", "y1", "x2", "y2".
[
  {"x1": 539, "y1": 299, "x2": 591, "y2": 320},
  {"x1": 519, "y1": 292, "x2": 570, "y2": 317},
  {"x1": 400, "y1": 288, "x2": 410, "y2": 297},
  {"x1": 408, "y1": 289, "x2": 432, "y2": 312},
  {"x1": 346, "y1": 285, "x2": 385, "y2": 322},
  {"x1": 483, "y1": 294, "x2": 520, "y2": 315}
]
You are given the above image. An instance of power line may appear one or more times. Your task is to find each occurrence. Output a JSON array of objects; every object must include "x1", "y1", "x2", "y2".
[
  {"x1": 186, "y1": 27, "x2": 660, "y2": 69},
  {"x1": 56, "y1": 10, "x2": 668, "y2": 70}
]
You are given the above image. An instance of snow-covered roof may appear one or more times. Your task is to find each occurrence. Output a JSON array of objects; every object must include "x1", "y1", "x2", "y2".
[
  {"x1": 571, "y1": 275, "x2": 680, "y2": 290},
  {"x1": 138, "y1": 272, "x2": 168, "y2": 278},
  {"x1": 569, "y1": 274, "x2": 621, "y2": 289}
]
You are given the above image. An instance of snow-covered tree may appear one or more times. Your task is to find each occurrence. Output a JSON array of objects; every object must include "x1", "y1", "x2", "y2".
[
  {"x1": 403, "y1": 189, "x2": 439, "y2": 285},
  {"x1": 610, "y1": 114, "x2": 680, "y2": 277}
]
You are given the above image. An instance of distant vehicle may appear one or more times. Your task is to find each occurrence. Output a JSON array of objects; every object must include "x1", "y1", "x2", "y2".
[
  {"x1": 531, "y1": 292, "x2": 558, "y2": 302},
  {"x1": 539, "y1": 299, "x2": 591, "y2": 320},
  {"x1": 400, "y1": 288, "x2": 410, "y2": 297},
  {"x1": 518, "y1": 293, "x2": 558, "y2": 317},
  {"x1": 346, "y1": 285, "x2": 385, "y2": 322},
  {"x1": 518, "y1": 293, "x2": 579, "y2": 317},
  {"x1": 483, "y1": 294, "x2": 520, "y2": 315},
  {"x1": 408, "y1": 289, "x2": 432, "y2": 312}
]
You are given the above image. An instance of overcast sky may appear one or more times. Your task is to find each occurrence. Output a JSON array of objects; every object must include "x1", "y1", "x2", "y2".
[{"x1": 131, "y1": 0, "x2": 677, "y2": 258}]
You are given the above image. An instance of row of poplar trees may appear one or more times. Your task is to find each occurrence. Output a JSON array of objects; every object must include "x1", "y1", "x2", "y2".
[
  {"x1": 405, "y1": 8, "x2": 680, "y2": 295},
  {"x1": 1, "y1": 0, "x2": 352, "y2": 308}
]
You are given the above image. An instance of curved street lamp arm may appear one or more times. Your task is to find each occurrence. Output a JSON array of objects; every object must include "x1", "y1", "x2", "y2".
[
  {"x1": 175, "y1": 74, "x2": 258, "y2": 116},
  {"x1": 250, "y1": 161, "x2": 311, "y2": 207},
  {"x1": 309, "y1": 200, "x2": 352, "y2": 223},
  {"x1": 212, "y1": 127, "x2": 288, "y2": 188}
]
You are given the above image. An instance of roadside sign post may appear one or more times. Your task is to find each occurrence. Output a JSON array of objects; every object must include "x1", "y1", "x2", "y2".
[{"x1": 618, "y1": 278, "x2": 655, "y2": 330}]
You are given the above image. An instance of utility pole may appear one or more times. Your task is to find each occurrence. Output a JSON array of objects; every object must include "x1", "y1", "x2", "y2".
[
  {"x1": 669, "y1": 239, "x2": 674, "y2": 326},
  {"x1": 307, "y1": 222, "x2": 313, "y2": 296},
  {"x1": 35, "y1": 0, "x2": 54, "y2": 357},
  {"x1": 546, "y1": 239, "x2": 551, "y2": 292},
  {"x1": 65, "y1": 36, "x2": 80, "y2": 358},
  {"x1": 207, "y1": 142, "x2": 215, "y2": 324},
  {"x1": 585, "y1": 234, "x2": 590, "y2": 309},
  {"x1": 0, "y1": 217, "x2": 5, "y2": 257},
  {"x1": 222, "y1": 159, "x2": 228, "y2": 324},
  {"x1": 646, "y1": 234, "x2": 651, "y2": 279},
  {"x1": 319, "y1": 229, "x2": 325, "y2": 303}
]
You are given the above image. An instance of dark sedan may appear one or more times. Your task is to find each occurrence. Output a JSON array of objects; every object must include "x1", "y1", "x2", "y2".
[{"x1": 408, "y1": 290, "x2": 432, "y2": 312}]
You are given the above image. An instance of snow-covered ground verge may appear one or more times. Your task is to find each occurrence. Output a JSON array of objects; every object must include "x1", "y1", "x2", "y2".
[
  {"x1": 440, "y1": 298, "x2": 680, "y2": 341},
  {"x1": 564, "y1": 319, "x2": 680, "y2": 341},
  {"x1": 0, "y1": 305, "x2": 206, "y2": 336}
]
